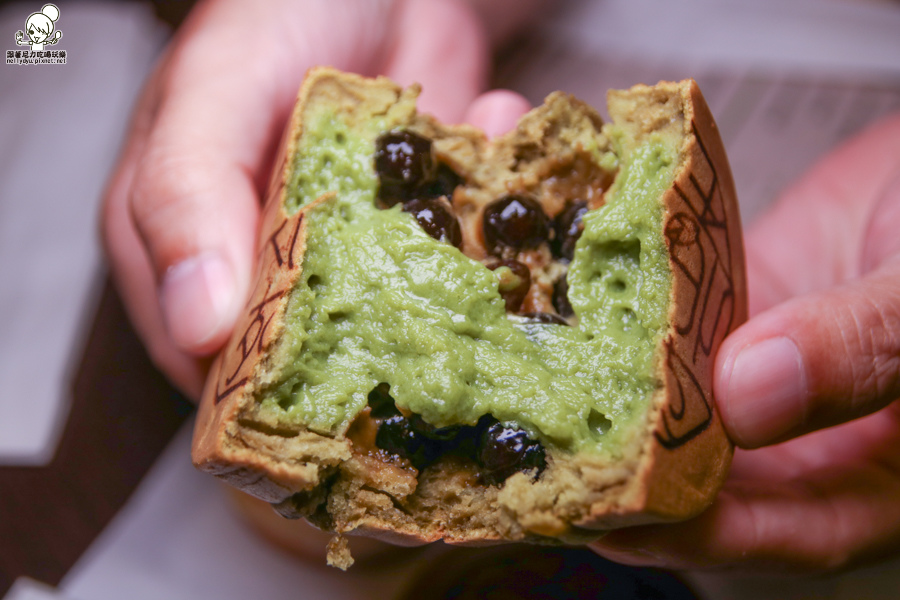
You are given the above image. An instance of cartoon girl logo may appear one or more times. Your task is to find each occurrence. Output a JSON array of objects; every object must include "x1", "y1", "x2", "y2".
[{"x1": 15, "y1": 4, "x2": 62, "y2": 52}]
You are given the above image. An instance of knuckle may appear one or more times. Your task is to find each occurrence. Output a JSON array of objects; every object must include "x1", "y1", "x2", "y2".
[
  {"x1": 836, "y1": 289, "x2": 900, "y2": 415},
  {"x1": 131, "y1": 148, "x2": 207, "y2": 224},
  {"x1": 128, "y1": 147, "x2": 219, "y2": 274},
  {"x1": 129, "y1": 146, "x2": 225, "y2": 262}
]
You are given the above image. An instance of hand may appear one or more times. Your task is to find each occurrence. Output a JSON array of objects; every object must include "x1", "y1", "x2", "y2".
[
  {"x1": 102, "y1": 0, "x2": 507, "y2": 398},
  {"x1": 591, "y1": 112, "x2": 900, "y2": 571}
]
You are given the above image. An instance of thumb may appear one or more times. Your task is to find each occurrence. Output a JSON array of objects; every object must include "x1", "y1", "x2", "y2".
[
  {"x1": 130, "y1": 62, "x2": 267, "y2": 356},
  {"x1": 718, "y1": 112, "x2": 900, "y2": 448},
  {"x1": 716, "y1": 259, "x2": 900, "y2": 448}
]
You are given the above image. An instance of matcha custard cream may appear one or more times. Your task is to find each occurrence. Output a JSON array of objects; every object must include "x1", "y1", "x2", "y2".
[{"x1": 191, "y1": 67, "x2": 747, "y2": 568}]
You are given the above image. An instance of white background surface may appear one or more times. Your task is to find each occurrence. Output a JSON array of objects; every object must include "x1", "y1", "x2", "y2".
[{"x1": 2, "y1": 0, "x2": 900, "y2": 598}]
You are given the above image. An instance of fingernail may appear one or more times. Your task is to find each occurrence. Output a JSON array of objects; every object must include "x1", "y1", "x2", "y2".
[
  {"x1": 722, "y1": 337, "x2": 808, "y2": 447},
  {"x1": 160, "y1": 253, "x2": 237, "y2": 352}
]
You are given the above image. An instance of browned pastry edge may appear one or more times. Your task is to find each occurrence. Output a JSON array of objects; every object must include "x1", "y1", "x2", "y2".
[{"x1": 191, "y1": 67, "x2": 746, "y2": 566}]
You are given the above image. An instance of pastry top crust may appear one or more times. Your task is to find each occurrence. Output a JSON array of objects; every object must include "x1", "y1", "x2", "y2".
[{"x1": 192, "y1": 67, "x2": 746, "y2": 562}]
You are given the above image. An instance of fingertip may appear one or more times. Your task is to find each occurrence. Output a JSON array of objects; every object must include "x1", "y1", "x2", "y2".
[
  {"x1": 129, "y1": 151, "x2": 259, "y2": 359},
  {"x1": 717, "y1": 335, "x2": 809, "y2": 448},
  {"x1": 159, "y1": 252, "x2": 242, "y2": 356},
  {"x1": 463, "y1": 90, "x2": 531, "y2": 138}
]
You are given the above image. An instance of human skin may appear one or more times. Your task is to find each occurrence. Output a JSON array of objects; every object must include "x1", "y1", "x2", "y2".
[{"x1": 102, "y1": 0, "x2": 900, "y2": 572}]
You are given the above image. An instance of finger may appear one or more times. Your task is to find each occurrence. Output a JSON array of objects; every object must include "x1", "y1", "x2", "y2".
[
  {"x1": 462, "y1": 89, "x2": 531, "y2": 138},
  {"x1": 591, "y1": 456, "x2": 900, "y2": 571},
  {"x1": 594, "y1": 406, "x2": 900, "y2": 570},
  {"x1": 104, "y1": 154, "x2": 211, "y2": 397},
  {"x1": 726, "y1": 402, "x2": 900, "y2": 484},
  {"x1": 132, "y1": 120, "x2": 259, "y2": 358},
  {"x1": 129, "y1": 12, "x2": 279, "y2": 355},
  {"x1": 715, "y1": 259, "x2": 900, "y2": 449},
  {"x1": 744, "y1": 112, "x2": 900, "y2": 313},
  {"x1": 101, "y1": 56, "x2": 211, "y2": 398},
  {"x1": 381, "y1": 0, "x2": 489, "y2": 122}
]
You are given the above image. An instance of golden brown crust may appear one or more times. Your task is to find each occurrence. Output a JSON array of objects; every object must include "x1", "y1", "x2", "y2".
[
  {"x1": 225, "y1": 486, "x2": 413, "y2": 567},
  {"x1": 637, "y1": 80, "x2": 745, "y2": 524},
  {"x1": 192, "y1": 68, "x2": 746, "y2": 560}
]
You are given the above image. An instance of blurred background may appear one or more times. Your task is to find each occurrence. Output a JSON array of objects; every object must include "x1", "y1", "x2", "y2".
[{"x1": 1, "y1": 1, "x2": 899, "y2": 598}]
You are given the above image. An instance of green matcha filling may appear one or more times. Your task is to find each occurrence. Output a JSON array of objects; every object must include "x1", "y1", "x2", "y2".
[{"x1": 260, "y1": 108, "x2": 677, "y2": 456}]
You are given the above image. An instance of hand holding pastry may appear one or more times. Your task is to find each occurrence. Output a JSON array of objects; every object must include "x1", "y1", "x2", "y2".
[{"x1": 593, "y1": 112, "x2": 900, "y2": 571}]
